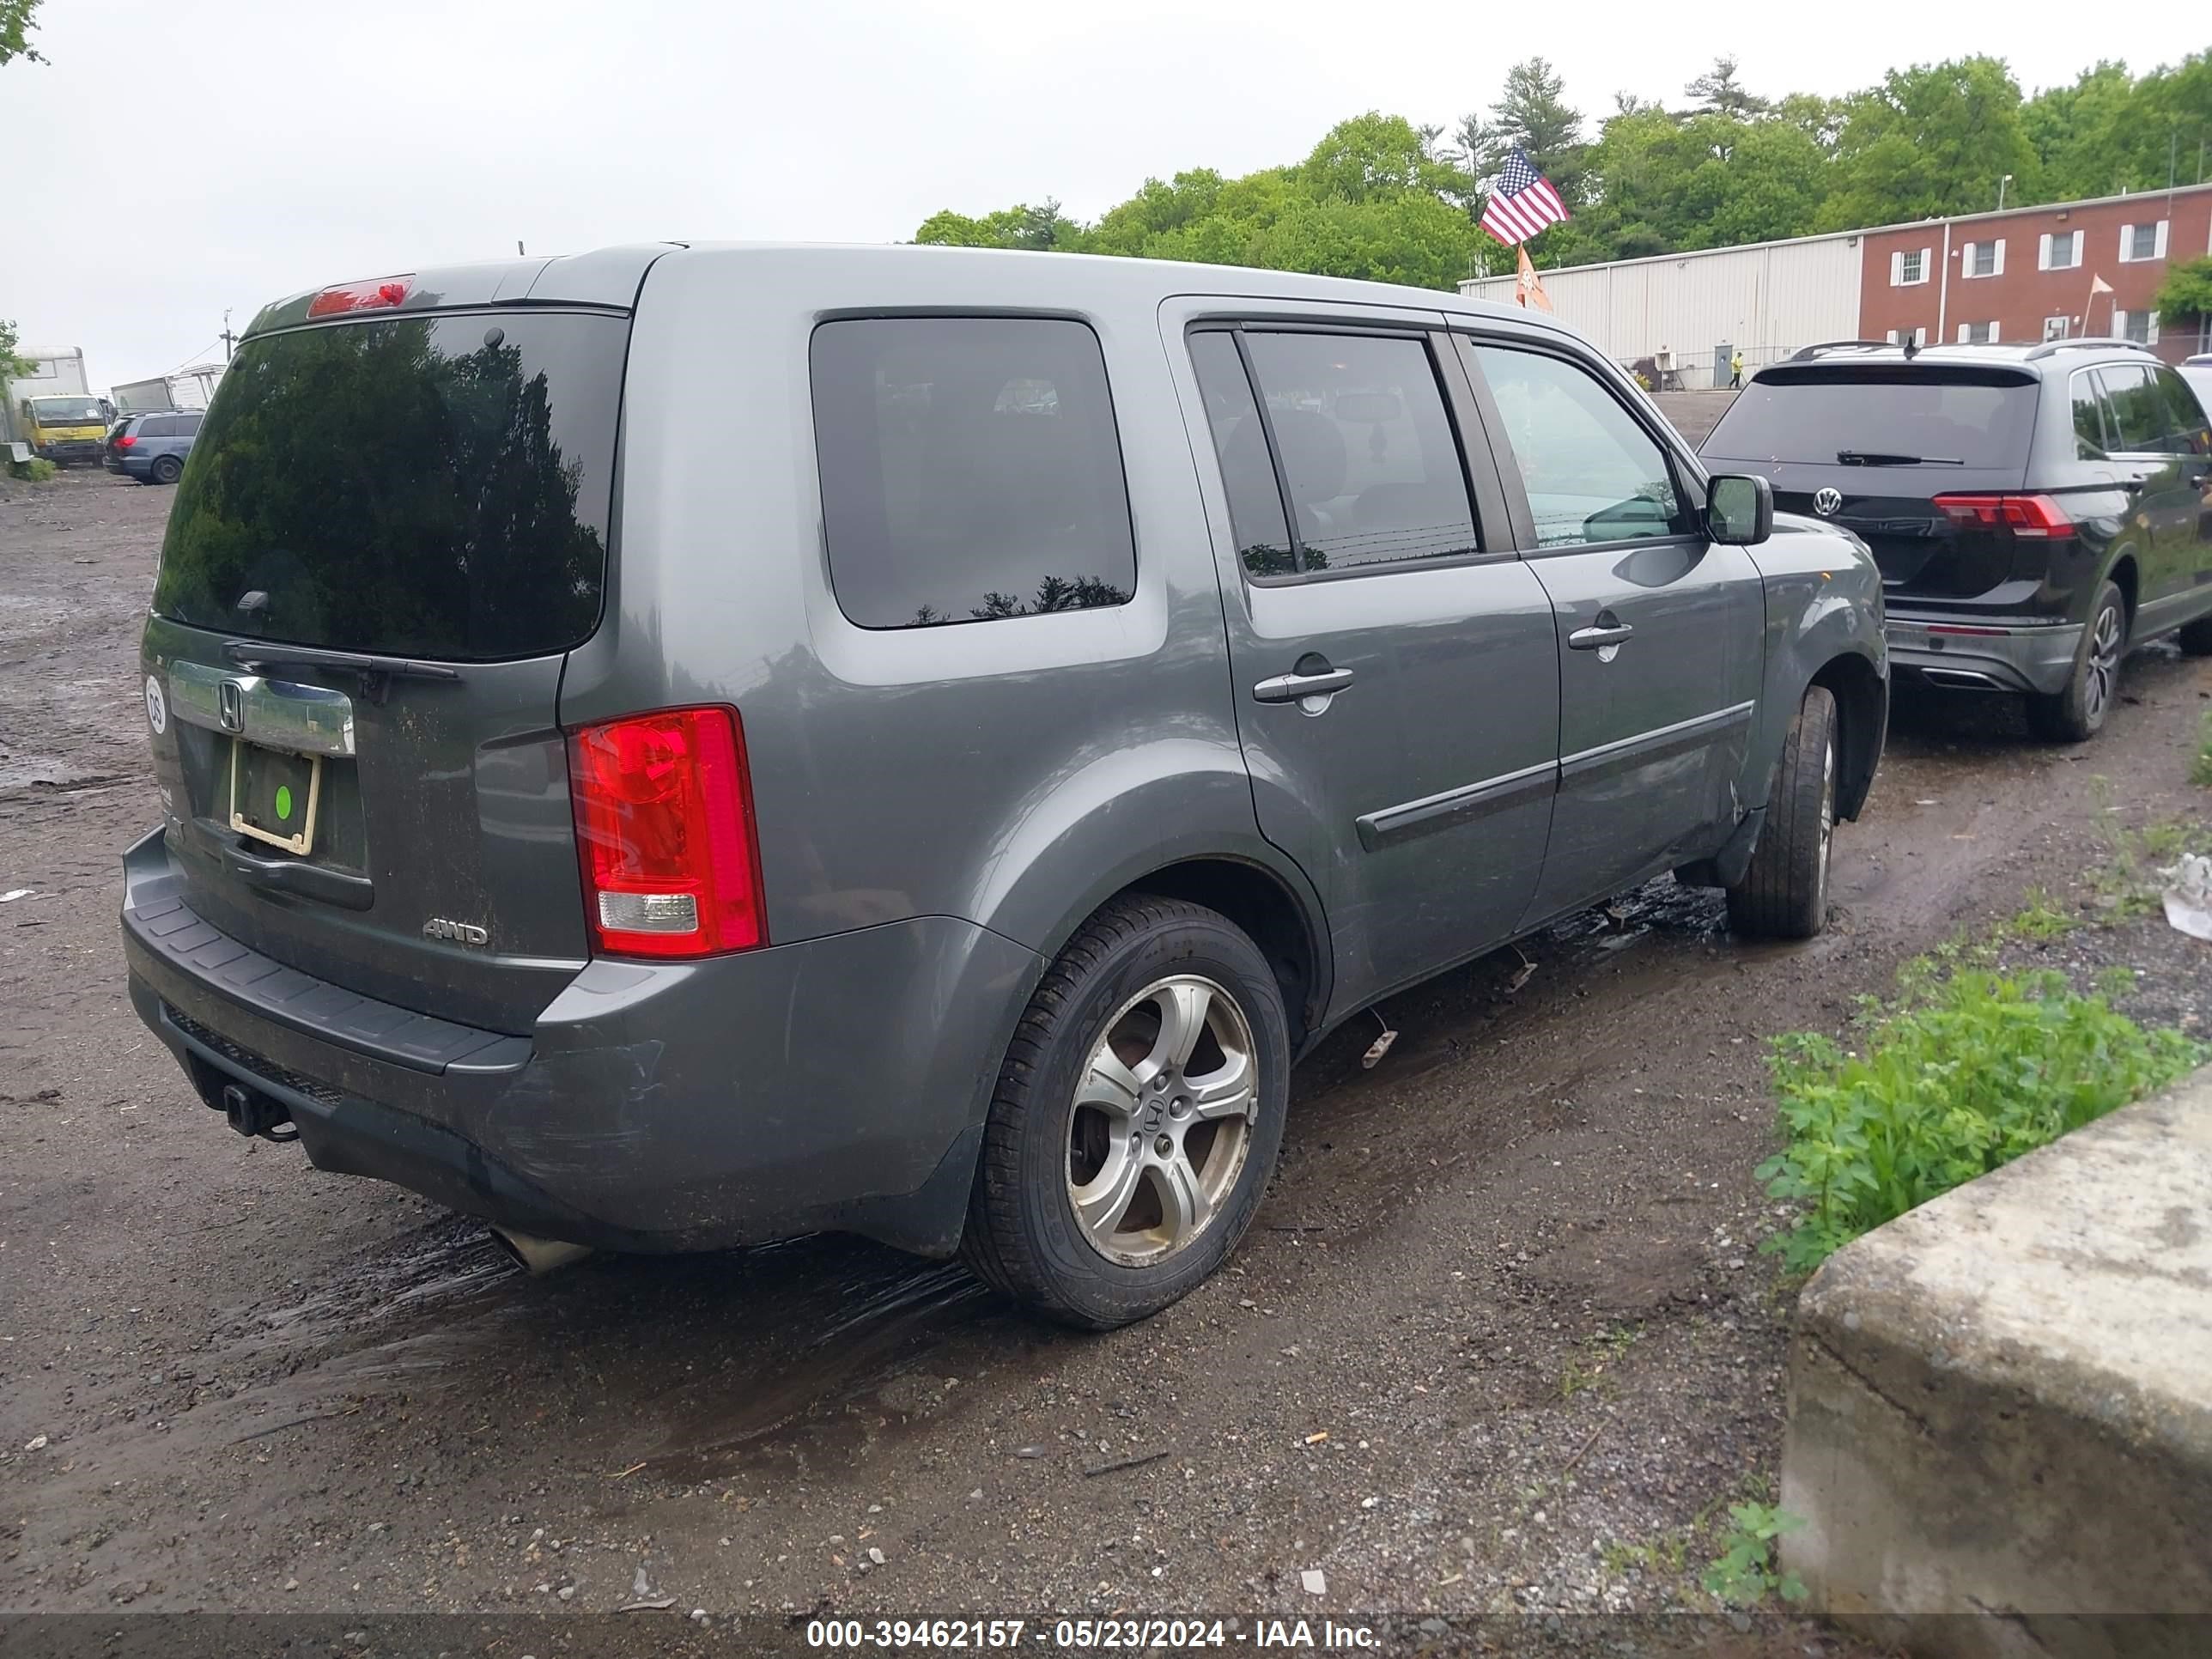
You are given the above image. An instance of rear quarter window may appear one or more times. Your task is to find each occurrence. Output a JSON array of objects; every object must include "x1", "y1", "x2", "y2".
[{"x1": 809, "y1": 316, "x2": 1136, "y2": 629}]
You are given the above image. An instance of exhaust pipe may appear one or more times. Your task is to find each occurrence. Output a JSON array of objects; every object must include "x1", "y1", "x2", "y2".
[{"x1": 490, "y1": 1226, "x2": 594, "y2": 1276}]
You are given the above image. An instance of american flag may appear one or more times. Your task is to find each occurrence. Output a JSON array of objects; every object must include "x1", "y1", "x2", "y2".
[{"x1": 1480, "y1": 147, "x2": 1570, "y2": 246}]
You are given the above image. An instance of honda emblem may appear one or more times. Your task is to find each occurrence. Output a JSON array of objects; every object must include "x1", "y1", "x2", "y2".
[{"x1": 217, "y1": 679, "x2": 245, "y2": 733}]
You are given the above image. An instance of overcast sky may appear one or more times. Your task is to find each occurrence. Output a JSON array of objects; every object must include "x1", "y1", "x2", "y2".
[{"x1": 4, "y1": 0, "x2": 2188, "y2": 394}]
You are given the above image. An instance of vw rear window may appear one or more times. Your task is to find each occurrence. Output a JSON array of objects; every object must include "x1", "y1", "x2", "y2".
[
  {"x1": 1704, "y1": 368, "x2": 2037, "y2": 470},
  {"x1": 154, "y1": 311, "x2": 627, "y2": 660}
]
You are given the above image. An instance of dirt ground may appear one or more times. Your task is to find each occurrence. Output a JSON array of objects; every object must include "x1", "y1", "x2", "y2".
[{"x1": 3, "y1": 468, "x2": 2209, "y2": 1646}]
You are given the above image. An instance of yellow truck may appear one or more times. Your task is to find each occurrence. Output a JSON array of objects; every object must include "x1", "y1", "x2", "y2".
[{"x1": 5, "y1": 347, "x2": 112, "y2": 464}]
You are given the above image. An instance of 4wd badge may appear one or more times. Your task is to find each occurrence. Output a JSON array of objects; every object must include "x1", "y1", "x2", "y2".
[{"x1": 422, "y1": 918, "x2": 490, "y2": 947}]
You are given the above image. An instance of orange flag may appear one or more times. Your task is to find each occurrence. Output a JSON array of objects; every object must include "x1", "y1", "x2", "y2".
[{"x1": 1516, "y1": 244, "x2": 1554, "y2": 313}]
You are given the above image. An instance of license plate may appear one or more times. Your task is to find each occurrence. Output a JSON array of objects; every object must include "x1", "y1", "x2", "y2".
[{"x1": 228, "y1": 739, "x2": 323, "y2": 856}]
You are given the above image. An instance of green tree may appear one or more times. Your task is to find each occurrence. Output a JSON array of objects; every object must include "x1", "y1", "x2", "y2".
[
  {"x1": 1686, "y1": 55, "x2": 1769, "y2": 119},
  {"x1": 1456, "y1": 57, "x2": 1586, "y2": 199},
  {"x1": 914, "y1": 199, "x2": 1087, "y2": 251},
  {"x1": 0, "y1": 317, "x2": 35, "y2": 382},
  {"x1": 0, "y1": 0, "x2": 42, "y2": 67},
  {"x1": 1820, "y1": 57, "x2": 2036, "y2": 227},
  {"x1": 2156, "y1": 256, "x2": 2212, "y2": 329}
]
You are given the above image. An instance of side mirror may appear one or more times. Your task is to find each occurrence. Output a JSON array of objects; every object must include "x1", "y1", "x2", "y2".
[{"x1": 1707, "y1": 473, "x2": 1773, "y2": 546}]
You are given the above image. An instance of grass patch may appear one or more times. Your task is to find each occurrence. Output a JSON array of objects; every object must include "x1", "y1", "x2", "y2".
[
  {"x1": 2003, "y1": 885, "x2": 2075, "y2": 941},
  {"x1": 1556, "y1": 1322, "x2": 1640, "y2": 1401},
  {"x1": 5, "y1": 455, "x2": 57, "y2": 483},
  {"x1": 1759, "y1": 963, "x2": 2203, "y2": 1273},
  {"x1": 2192, "y1": 714, "x2": 2212, "y2": 790},
  {"x1": 2087, "y1": 796, "x2": 2212, "y2": 920}
]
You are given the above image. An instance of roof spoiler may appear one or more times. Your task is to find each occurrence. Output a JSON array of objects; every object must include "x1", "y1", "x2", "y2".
[{"x1": 1788, "y1": 340, "x2": 1900, "y2": 362}]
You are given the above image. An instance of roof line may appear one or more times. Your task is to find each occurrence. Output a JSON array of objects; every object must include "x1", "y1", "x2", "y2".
[{"x1": 1462, "y1": 179, "x2": 2212, "y2": 287}]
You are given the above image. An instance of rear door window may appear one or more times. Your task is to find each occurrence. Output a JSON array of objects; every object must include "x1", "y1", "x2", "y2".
[
  {"x1": 2150, "y1": 368, "x2": 2210, "y2": 453},
  {"x1": 1236, "y1": 331, "x2": 1480, "y2": 574},
  {"x1": 144, "y1": 416, "x2": 177, "y2": 438},
  {"x1": 155, "y1": 310, "x2": 627, "y2": 659},
  {"x1": 1470, "y1": 343, "x2": 1692, "y2": 547},
  {"x1": 1703, "y1": 368, "x2": 2037, "y2": 469},
  {"x1": 2094, "y1": 364, "x2": 2173, "y2": 453},
  {"x1": 810, "y1": 316, "x2": 1135, "y2": 629}
]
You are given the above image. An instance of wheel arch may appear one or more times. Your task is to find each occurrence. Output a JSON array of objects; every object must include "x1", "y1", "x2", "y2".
[
  {"x1": 1809, "y1": 649, "x2": 1887, "y2": 822},
  {"x1": 1116, "y1": 856, "x2": 1329, "y2": 1055}
]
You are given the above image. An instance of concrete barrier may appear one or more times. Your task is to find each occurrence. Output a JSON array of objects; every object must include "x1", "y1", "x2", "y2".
[{"x1": 1781, "y1": 1066, "x2": 2212, "y2": 1656}]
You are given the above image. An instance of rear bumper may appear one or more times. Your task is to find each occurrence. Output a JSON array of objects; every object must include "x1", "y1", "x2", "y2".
[
  {"x1": 121, "y1": 829, "x2": 1041, "y2": 1254},
  {"x1": 105, "y1": 453, "x2": 149, "y2": 477},
  {"x1": 1885, "y1": 616, "x2": 2081, "y2": 696}
]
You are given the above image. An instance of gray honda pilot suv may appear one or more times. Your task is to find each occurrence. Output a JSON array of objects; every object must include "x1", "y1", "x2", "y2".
[{"x1": 123, "y1": 245, "x2": 1887, "y2": 1328}]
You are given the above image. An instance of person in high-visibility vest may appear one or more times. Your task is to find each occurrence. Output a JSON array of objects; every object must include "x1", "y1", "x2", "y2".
[{"x1": 1729, "y1": 348, "x2": 1744, "y2": 390}]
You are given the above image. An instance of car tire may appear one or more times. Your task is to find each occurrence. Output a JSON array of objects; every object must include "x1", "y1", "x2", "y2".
[
  {"x1": 2178, "y1": 615, "x2": 2212, "y2": 657},
  {"x1": 1726, "y1": 684, "x2": 1837, "y2": 942},
  {"x1": 2026, "y1": 580, "x2": 2125, "y2": 743},
  {"x1": 149, "y1": 455, "x2": 184, "y2": 485},
  {"x1": 962, "y1": 893, "x2": 1291, "y2": 1330}
]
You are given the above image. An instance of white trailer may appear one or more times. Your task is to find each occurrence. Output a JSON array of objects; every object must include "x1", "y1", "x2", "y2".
[{"x1": 112, "y1": 364, "x2": 224, "y2": 414}]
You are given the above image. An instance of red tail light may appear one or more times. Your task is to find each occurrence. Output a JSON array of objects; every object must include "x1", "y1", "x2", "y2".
[
  {"x1": 1933, "y1": 493, "x2": 2075, "y2": 538},
  {"x1": 113, "y1": 433, "x2": 136, "y2": 448},
  {"x1": 568, "y1": 707, "x2": 765, "y2": 958},
  {"x1": 306, "y1": 275, "x2": 415, "y2": 319}
]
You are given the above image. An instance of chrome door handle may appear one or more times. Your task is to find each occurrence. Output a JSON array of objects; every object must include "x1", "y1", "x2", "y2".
[
  {"x1": 1253, "y1": 667, "x2": 1356, "y2": 703},
  {"x1": 1567, "y1": 623, "x2": 1635, "y2": 651}
]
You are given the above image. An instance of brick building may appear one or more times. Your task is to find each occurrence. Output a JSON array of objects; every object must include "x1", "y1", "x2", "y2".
[
  {"x1": 1462, "y1": 182, "x2": 2212, "y2": 386},
  {"x1": 1858, "y1": 184, "x2": 2212, "y2": 354}
]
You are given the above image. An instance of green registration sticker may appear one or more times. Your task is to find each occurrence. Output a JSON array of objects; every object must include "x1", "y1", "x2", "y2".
[{"x1": 275, "y1": 784, "x2": 295, "y2": 822}]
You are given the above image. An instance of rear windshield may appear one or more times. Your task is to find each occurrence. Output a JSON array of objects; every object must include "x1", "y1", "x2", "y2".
[
  {"x1": 155, "y1": 311, "x2": 627, "y2": 660},
  {"x1": 1704, "y1": 368, "x2": 2038, "y2": 470}
]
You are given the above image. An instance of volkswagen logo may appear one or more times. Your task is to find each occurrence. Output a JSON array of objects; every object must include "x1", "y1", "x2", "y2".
[
  {"x1": 1814, "y1": 487, "x2": 1844, "y2": 517},
  {"x1": 217, "y1": 679, "x2": 245, "y2": 733}
]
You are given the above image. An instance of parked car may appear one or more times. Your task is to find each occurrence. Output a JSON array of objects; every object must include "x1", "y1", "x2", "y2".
[
  {"x1": 106, "y1": 409, "x2": 204, "y2": 484},
  {"x1": 1703, "y1": 338, "x2": 2212, "y2": 741},
  {"x1": 121, "y1": 246, "x2": 1887, "y2": 1328},
  {"x1": 2179, "y1": 353, "x2": 2212, "y2": 420}
]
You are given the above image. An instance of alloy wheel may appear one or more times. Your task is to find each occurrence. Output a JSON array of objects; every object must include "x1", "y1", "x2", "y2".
[
  {"x1": 1066, "y1": 975, "x2": 1258, "y2": 1267},
  {"x1": 2083, "y1": 602, "x2": 2123, "y2": 726}
]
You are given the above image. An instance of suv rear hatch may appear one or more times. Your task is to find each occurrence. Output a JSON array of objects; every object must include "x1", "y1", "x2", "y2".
[
  {"x1": 1702, "y1": 364, "x2": 2042, "y2": 600},
  {"x1": 143, "y1": 296, "x2": 629, "y2": 1035}
]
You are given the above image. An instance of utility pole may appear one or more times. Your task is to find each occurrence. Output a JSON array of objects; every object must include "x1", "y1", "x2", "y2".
[
  {"x1": 1997, "y1": 173, "x2": 2012, "y2": 211},
  {"x1": 219, "y1": 310, "x2": 236, "y2": 362}
]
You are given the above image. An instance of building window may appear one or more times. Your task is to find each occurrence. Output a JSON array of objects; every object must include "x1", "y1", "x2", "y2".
[
  {"x1": 1891, "y1": 247, "x2": 1929, "y2": 286},
  {"x1": 2039, "y1": 230, "x2": 2081, "y2": 271},
  {"x1": 1962, "y1": 240, "x2": 2004, "y2": 278},
  {"x1": 1885, "y1": 327, "x2": 1929, "y2": 347},
  {"x1": 1957, "y1": 321, "x2": 1999, "y2": 344},
  {"x1": 2118, "y1": 221, "x2": 2167, "y2": 263},
  {"x1": 2043, "y1": 316, "x2": 2070, "y2": 342},
  {"x1": 2112, "y1": 309, "x2": 2160, "y2": 345}
]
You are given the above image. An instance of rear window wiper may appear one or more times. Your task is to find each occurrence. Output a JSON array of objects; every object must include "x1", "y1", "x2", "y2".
[
  {"x1": 1836, "y1": 450, "x2": 1964, "y2": 466},
  {"x1": 223, "y1": 639, "x2": 462, "y2": 704}
]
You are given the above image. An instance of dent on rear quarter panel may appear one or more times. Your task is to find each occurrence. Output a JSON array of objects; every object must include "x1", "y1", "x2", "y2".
[{"x1": 1744, "y1": 518, "x2": 1887, "y2": 812}]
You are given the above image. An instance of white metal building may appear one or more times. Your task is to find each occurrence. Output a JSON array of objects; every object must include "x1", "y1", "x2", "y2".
[{"x1": 1462, "y1": 230, "x2": 1864, "y2": 388}]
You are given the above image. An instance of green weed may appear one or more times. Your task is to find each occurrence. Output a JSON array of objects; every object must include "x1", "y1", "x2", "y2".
[
  {"x1": 1759, "y1": 967, "x2": 2203, "y2": 1272},
  {"x1": 2192, "y1": 714, "x2": 2212, "y2": 789},
  {"x1": 2004, "y1": 886, "x2": 2074, "y2": 941},
  {"x1": 1701, "y1": 1504, "x2": 1808, "y2": 1607},
  {"x1": 5, "y1": 455, "x2": 57, "y2": 483}
]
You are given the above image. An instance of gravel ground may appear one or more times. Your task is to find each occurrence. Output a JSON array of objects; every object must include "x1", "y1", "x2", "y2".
[{"x1": 2, "y1": 467, "x2": 2208, "y2": 1652}]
